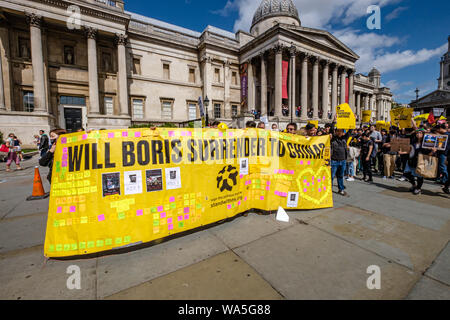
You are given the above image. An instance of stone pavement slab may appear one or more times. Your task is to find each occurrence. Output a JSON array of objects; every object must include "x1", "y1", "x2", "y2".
[
  {"x1": 0, "y1": 246, "x2": 96, "y2": 300},
  {"x1": 234, "y1": 224, "x2": 419, "y2": 300},
  {"x1": 106, "y1": 251, "x2": 284, "y2": 300},
  {"x1": 307, "y1": 206, "x2": 449, "y2": 272},
  {"x1": 0, "y1": 213, "x2": 47, "y2": 254},
  {"x1": 425, "y1": 242, "x2": 450, "y2": 286},
  {"x1": 406, "y1": 276, "x2": 450, "y2": 300},
  {"x1": 96, "y1": 229, "x2": 229, "y2": 299}
]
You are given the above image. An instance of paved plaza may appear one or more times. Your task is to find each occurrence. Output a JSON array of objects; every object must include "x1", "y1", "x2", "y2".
[{"x1": 0, "y1": 155, "x2": 449, "y2": 300}]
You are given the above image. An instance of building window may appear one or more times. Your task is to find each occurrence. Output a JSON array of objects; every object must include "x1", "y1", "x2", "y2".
[
  {"x1": 23, "y1": 91, "x2": 34, "y2": 112},
  {"x1": 163, "y1": 64, "x2": 170, "y2": 80},
  {"x1": 64, "y1": 46, "x2": 75, "y2": 65},
  {"x1": 214, "y1": 103, "x2": 221, "y2": 119},
  {"x1": 188, "y1": 103, "x2": 197, "y2": 120},
  {"x1": 133, "y1": 58, "x2": 141, "y2": 75},
  {"x1": 60, "y1": 96, "x2": 86, "y2": 105},
  {"x1": 102, "y1": 52, "x2": 112, "y2": 72},
  {"x1": 189, "y1": 68, "x2": 196, "y2": 83},
  {"x1": 19, "y1": 38, "x2": 30, "y2": 59},
  {"x1": 104, "y1": 96, "x2": 114, "y2": 115},
  {"x1": 161, "y1": 100, "x2": 173, "y2": 120},
  {"x1": 132, "y1": 98, "x2": 144, "y2": 119},
  {"x1": 232, "y1": 72, "x2": 238, "y2": 85},
  {"x1": 232, "y1": 105, "x2": 238, "y2": 117},
  {"x1": 214, "y1": 68, "x2": 221, "y2": 83}
]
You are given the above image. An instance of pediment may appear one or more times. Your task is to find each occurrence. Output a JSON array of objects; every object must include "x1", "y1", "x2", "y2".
[{"x1": 417, "y1": 90, "x2": 450, "y2": 104}]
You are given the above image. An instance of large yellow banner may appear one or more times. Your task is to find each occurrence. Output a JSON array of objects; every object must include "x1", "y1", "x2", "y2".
[
  {"x1": 390, "y1": 108, "x2": 413, "y2": 129},
  {"x1": 336, "y1": 103, "x2": 356, "y2": 129},
  {"x1": 44, "y1": 128, "x2": 333, "y2": 258}
]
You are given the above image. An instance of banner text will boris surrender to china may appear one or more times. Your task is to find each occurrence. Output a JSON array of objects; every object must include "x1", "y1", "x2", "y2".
[{"x1": 44, "y1": 128, "x2": 333, "y2": 257}]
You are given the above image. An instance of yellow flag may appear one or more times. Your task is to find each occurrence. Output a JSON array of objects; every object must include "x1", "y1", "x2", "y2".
[
  {"x1": 336, "y1": 103, "x2": 356, "y2": 129},
  {"x1": 362, "y1": 111, "x2": 372, "y2": 123},
  {"x1": 414, "y1": 114, "x2": 429, "y2": 127},
  {"x1": 390, "y1": 108, "x2": 413, "y2": 129},
  {"x1": 307, "y1": 120, "x2": 319, "y2": 128},
  {"x1": 376, "y1": 121, "x2": 385, "y2": 131}
]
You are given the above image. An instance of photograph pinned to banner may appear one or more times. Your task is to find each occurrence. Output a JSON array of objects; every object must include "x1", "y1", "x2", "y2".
[
  {"x1": 102, "y1": 172, "x2": 121, "y2": 197},
  {"x1": 239, "y1": 158, "x2": 249, "y2": 176},
  {"x1": 287, "y1": 192, "x2": 299, "y2": 208},
  {"x1": 165, "y1": 167, "x2": 182, "y2": 190},
  {"x1": 422, "y1": 134, "x2": 448, "y2": 151},
  {"x1": 146, "y1": 169, "x2": 163, "y2": 192},
  {"x1": 124, "y1": 171, "x2": 143, "y2": 195}
]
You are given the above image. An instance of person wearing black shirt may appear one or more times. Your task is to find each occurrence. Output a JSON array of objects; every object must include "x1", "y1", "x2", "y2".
[
  {"x1": 330, "y1": 123, "x2": 352, "y2": 196},
  {"x1": 360, "y1": 132, "x2": 374, "y2": 182},
  {"x1": 39, "y1": 130, "x2": 49, "y2": 158}
]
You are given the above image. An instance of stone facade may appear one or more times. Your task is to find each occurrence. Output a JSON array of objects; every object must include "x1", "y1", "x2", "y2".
[{"x1": 0, "y1": 0, "x2": 392, "y2": 147}]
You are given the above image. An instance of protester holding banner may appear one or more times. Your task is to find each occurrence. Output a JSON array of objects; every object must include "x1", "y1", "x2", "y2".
[
  {"x1": 404, "y1": 129, "x2": 437, "y2": 195},
  {"x1": 330, "y1": 124, "x2": 352, "y2": 196},
  {"x1": 39, "y1": 128, "x2": 67, "y2": 183}
]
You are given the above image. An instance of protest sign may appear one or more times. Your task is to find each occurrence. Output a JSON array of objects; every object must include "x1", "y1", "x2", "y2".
[
  {"x1": 336, "y1": 103, "x2": 356, "y2": 129},
  {"x1": 308, "y1": 120, "x2": 319, "y2": 128},
  {"x1": 422, "y1": 134, "x2": 448, "y2": 151},
  {"x1": 390, "y1": 138, "x2": 411, "y2": 153},
  {"x1": 362, "y1": 111, "x2": 372, "y2": 123},
  {"x1": 390, "y1": 108, "x2": 413, "y2": 129},
  {"x1": 44, "y1": 128, "x2": 333, "y2": 257}
]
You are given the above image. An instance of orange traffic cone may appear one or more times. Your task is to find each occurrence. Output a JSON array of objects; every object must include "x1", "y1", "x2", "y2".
[{"x1": 27, "y1": 166, "x2": 50, "y2": 201}]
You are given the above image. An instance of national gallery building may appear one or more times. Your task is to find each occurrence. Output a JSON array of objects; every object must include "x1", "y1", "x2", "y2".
[{"x1": 0, "y1": 0, "x2": 392, "y2": 146}]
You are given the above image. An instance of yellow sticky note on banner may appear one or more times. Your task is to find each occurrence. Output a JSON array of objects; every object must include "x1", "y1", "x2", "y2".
[{"x1": 336, "y1": 103, "x2": 356, "y2": 129}]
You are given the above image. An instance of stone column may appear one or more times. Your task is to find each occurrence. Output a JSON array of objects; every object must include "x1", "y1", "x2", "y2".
[
  {"x1": 340, "y1": 67, "x2": 346, "y2": 105},
  {"x1": 274, "y1": 45, "x2": 283, "y2": 118},
  {"x1": 356, "y1": 92, "x2": 361, "y2": 121},
  {"x1": 348, "y1": 70, "x2": 354, "y2": 111},
  {"x1": 312, "y1": 56, "x2": 319, "y2": 120},
  {"x1": 248, "y1": 60, "x2": 255, "y2": 112},
  {"x1": 224, "y1": 60, "x2": 231, "y2": 118},
  {"x1": 300, "y1": 54, "x2": 308, "y2": 121},
  {"x1": 289, "y1": 46, "x2": 296, "y2": 119},
  {"x1": 260, "y1": 52, "x2": 267, "y2": 116},
  {"x1": 85, "y1": 27, "x2": 100, "y2": 114},
  {"x1": 321, "y1": 60, "x2": 329, "y2": 121},
  {"x1": 331, "y1": 64, "x2": 338, "y2": 118},
  {"x1": 0, "y1": 48, "x2": 5, "y2": 110},
  {"x1": 116, "y1": 34, "x2": 129, "y2": 116},
  {"x1": 26, "y1": 13, "x2": 46, "y2": 112},
  {"x1": 202, "y1": 55, "x2": 212, "y2": 119}
]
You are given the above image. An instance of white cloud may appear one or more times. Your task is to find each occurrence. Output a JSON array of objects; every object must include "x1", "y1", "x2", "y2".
[{"x1": 385, "y1": 6, "x2": 408, "y2": 21}]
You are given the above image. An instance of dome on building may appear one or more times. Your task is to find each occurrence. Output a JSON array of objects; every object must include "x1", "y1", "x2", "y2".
[
  {"x1": 251, "y1": 0, "x2": 300, "y2": 30},
  {"x1": 369, "y1": 67, "x2": 381, "y2": 76}
]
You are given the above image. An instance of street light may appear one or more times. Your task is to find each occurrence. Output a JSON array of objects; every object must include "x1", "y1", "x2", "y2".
[{"x1": 204, "y1": 96, "x2": 210, "y2": 126}]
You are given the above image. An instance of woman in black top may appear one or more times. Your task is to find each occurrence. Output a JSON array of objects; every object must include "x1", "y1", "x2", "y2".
[
  {"x1": 360, "y1": 132, "x2": 374, "y2": 182},
  {"x1": 39, "y1": 128, "x2": 67, "y2": 184}
]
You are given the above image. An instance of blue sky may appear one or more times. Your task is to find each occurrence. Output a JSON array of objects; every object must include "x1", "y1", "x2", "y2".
[{"x1": 124, "y1": 0, "x2": 450, "y2": 104}]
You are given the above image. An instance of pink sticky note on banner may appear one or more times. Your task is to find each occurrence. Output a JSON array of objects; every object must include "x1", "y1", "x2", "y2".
[
  {"x1": 303, "y1": 188, "x2": 308, "y2": 193},
  {"x1": 184, "y1": 214, "x2": 189, "y2": 220},
  {"x1": 61, "y1": 161, "x2": 67, "y2": 167},
  {"x1": 184, "y1": 207, "x2": 190, "y2": 214},
  {"x1": 98, "y1": 214, "x2": 105, "y2": 222},
  {"x1": 160, "y1": 212, "x2": 166, "y2": 219},
  {"x1": 122, "y1": 132, "x2": 128, "y2": 137},
  {"x1": 228, "y1": 132, "x2": 233, "y2": 137},
  {"x1": 135, "y1": 132, "x2": 141, "y2": 138},
  {"x1": 240, "y1": 174, "x2": 244, "y2": 179},
  {"x1": 290, "y1": 170, "x2": 294, "y2": 175},
  {"x1": 61, "y1": 137, "x2": 67, "y2": 144},
  {"x1": 169, "y1": 197, "x2": 175, "y2": 202},
  {"x1": 260, "y1": 196, "x2": 265, "y2": 200},
  {"x1": 70, "y1": 206, "x2": 76, "y2": 213},
  {"x1": 266, "y1": 186, "x2": 270, "y2": 191},
  {"x1": 219, "y1": 132, "x2": 223, "y2": 137},
  {"x1": 318, "y1": 188, "x2": 322, "y2": 193},
  {"x1": 266, "y1": 181, "x2": 271, "y2": 186},
  {"x1": 323, "y1": 187, "x2": 327, "y2": 191},
  {"x1": 157, "y1": 206, "x2": 164, "y2": 212},
  {"x1": 308, "y1": 161, "x2": 311, "y2": 165},
  {"x1": 300, "y1": 161, "x2": 304, "y2": 165},
  {"x1": 62, "y1": 154, "x2": 68, "y2": 161},
  {"x1": 57, "y1": 207, "x2": 62, "y2": 214},
  {"x1": 168, "y1": 131, "x2": 175, "y2": 137},
  {"x1": 108, "y1": 132, "x2": 115, "y2": 138},
  {"x1": 168, "y1": 224, "x2": 174, "y2": 230},
  {"x1": 181, "y1": 132, "x2": 186, "y2": 136},
  {"x1": 178, "y1": 216, "x2": 183, "y2": 222},
  {"x1": 82, "y1": 134, "x2": 87, "y2": 140},
  {"x1": 62, "y1": 148, "x2": 68, "y2": 154},
  {"x1": 136, "y1": 210, "x2": 143, "y2": 216},
  {"x1": 167, "y1": 218, "x2": 173, "y2": 224},
  {"x1": 244, "y1": 197, "x2": 248, "y2": 201},
  {"x1": 227, "y1": 204, "x2": 232, "y2": 209},
  {"x1": 238, "y1": 201, "x2": 241, "y2": 206}
]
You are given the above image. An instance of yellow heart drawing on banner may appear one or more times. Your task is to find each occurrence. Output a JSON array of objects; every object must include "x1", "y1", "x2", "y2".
[{"x1": 296, "y1": 166, "x2": 332, "y2": 205}]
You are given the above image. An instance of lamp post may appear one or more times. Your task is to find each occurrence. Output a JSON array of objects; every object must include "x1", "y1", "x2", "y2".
[{"x1": 204, "y1": 96, "x2": 210, "y2": 127}]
